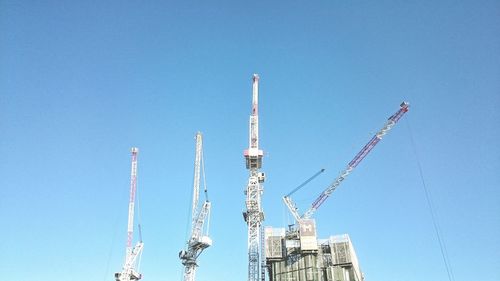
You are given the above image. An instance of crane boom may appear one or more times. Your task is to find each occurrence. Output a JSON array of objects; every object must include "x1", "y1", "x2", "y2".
[
  {"x1": 127, "y1": 148, "x2": 138, "y2": 252},
  {"x1": 191, "y1": 132, "x2": 203, "y2": 229},
  {"x1": 180, "y1": 132, "x2": 212, "y2": 281},
  {"x1": 115, "y1": 147, "x2": 144, "y2": 281},
  {"x1": 284, "y1": 102, "x2": 410, "y2": 222}
]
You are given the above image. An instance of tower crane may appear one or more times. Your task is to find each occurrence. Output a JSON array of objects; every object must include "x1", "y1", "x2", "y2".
[
  {"x1": 283, "y1": 102, "x2": 410, "y2": 226},
  {"x1": 115, "y1": 147, "x2": 144, "y2": 281},
  {"x1": 243, "y1": 74, "x2": 266, "y2": 281},
  {"x1": 179, "y1": 132, "x2": 212, "y2": 281}
]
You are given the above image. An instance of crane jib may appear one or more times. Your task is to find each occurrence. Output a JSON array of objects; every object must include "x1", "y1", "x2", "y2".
[
  {"x1": 298, "y1": 102, "x2": 409, "y2": 220},
  {"x1": 348, "y1": 136, "x2": 381, "y2": 168}
]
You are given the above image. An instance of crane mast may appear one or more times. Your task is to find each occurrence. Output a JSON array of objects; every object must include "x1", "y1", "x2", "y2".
[
  {"x1": 115, "y1": 147, "x2": 144, "y2": 281},
  {"x1": 284, "y1": 102, "x2": 410, "y2": 223},
  {"x1": 179, "y1": 132, "x2": 212, "y2": 281},
  {"x1": 243, "y1": 74, "x2": 266, "y2": 281}
]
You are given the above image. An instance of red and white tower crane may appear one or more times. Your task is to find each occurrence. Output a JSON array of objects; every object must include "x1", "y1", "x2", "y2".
[
  {"x1": 283, "y1": 102, "x2": 409, "y2": 229},
  {"x1": 115, "y1": 147, "x2": 144, "y2": 281},
  {"x1": 243, "y1": 74, "x2": 266, "y2": 281},
  {"x1": 179, "y1": 132, "x2": 212, "y2": 281}
]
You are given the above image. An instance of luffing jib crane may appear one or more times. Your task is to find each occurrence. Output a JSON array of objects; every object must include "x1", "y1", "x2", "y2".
[
  {"x1": 243, "y1": 74, "x2": 266, "y2": 281},
  {"x1": 115, "y1": 147, "x2": 144, "y2": 281},
  {"x1": 179, "y1": 132, "x2": 212, "y2": 281},
  {"x1": 283, "y1": 102, "x2": 410, "y2": 223}
]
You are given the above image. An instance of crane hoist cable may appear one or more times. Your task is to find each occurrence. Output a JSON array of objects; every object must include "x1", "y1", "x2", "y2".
[
  {"x1": 201, "y1": 146, "x2": 209, "y2": 202},
  {"x1": 201, "y1": 142, "x2": 210, "y2": 234},
  {"x1": 285, "y1": 169, "x2": 325, "y2": 197},
  {"x1": 283, "y1": 169, "x2": 325, "y2": 225},
  {"x1": 406, "y1": 118, "x2": 455, "y2": 281},
  {"x1": 136, "y1": 172, "x2": 143, "y2": 242}
]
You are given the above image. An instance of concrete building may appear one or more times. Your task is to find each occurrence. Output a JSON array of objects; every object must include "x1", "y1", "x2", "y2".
[{"x1": 265, "y1": 226, "x2": 364, "y2": 281}]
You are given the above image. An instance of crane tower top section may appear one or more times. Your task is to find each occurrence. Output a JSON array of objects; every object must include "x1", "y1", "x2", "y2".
[{"x1": 244, "y1": 74, "x2": 263, "y2": 170}]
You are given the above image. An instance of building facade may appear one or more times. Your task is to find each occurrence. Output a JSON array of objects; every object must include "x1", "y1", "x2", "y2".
[{"x1": 265, "y1": 226, "x2": 364, "y2": 281}]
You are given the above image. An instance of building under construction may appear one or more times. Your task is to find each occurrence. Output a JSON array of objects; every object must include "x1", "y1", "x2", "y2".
[
  {"x1": 265, "y1": 226, "x2": 364, "y2": 281},
  {"x1": 105, "y1": 75, "x2": 408, "y2": 281},
  {"x1": 256, "y1": 92, "x2": 408, "y2": 281},
  {"x1": 238, "y1": 74, "x2": 409, "y2": 281},
  {"x1": 240, "y1": 75, "x2": 409, "y2": 281}
]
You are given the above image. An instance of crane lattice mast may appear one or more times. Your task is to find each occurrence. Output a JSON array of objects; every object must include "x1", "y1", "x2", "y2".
[
  {"x1": 179, "y1": 132, "x2": 212, "y2": 281},
  {"x1": 283, "y1": 102, "x2": 410, "y2": 222},
  {"x1": 243, "y1": 74, "x2": 266, "y2": 281},
  {"x1": 115, "y1": 147, "x2": 144, "y2": 281}
]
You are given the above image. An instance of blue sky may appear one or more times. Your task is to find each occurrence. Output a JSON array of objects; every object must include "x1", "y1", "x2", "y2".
[{"x1": 1, "y1": 1, "x2": 499, "y2": 281}]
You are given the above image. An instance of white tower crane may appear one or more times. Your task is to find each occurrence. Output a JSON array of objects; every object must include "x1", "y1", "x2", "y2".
[
  {"x1": 283, "y1": 102, "x2": 409, "y2": 227},
  {"x1": 179, "y1": 132, "x2": 212, "y2": 281},
  {"x1": 243, "y1": 74, "x2": 266, "y2": 281},
  {"x1": 115, "y1": 147, "x2": 144, "y2": 281}
]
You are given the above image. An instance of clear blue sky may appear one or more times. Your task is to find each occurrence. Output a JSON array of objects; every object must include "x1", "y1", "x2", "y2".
[{"x1": 1, "y1": 1, "x2": 499, "y2": 281}]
